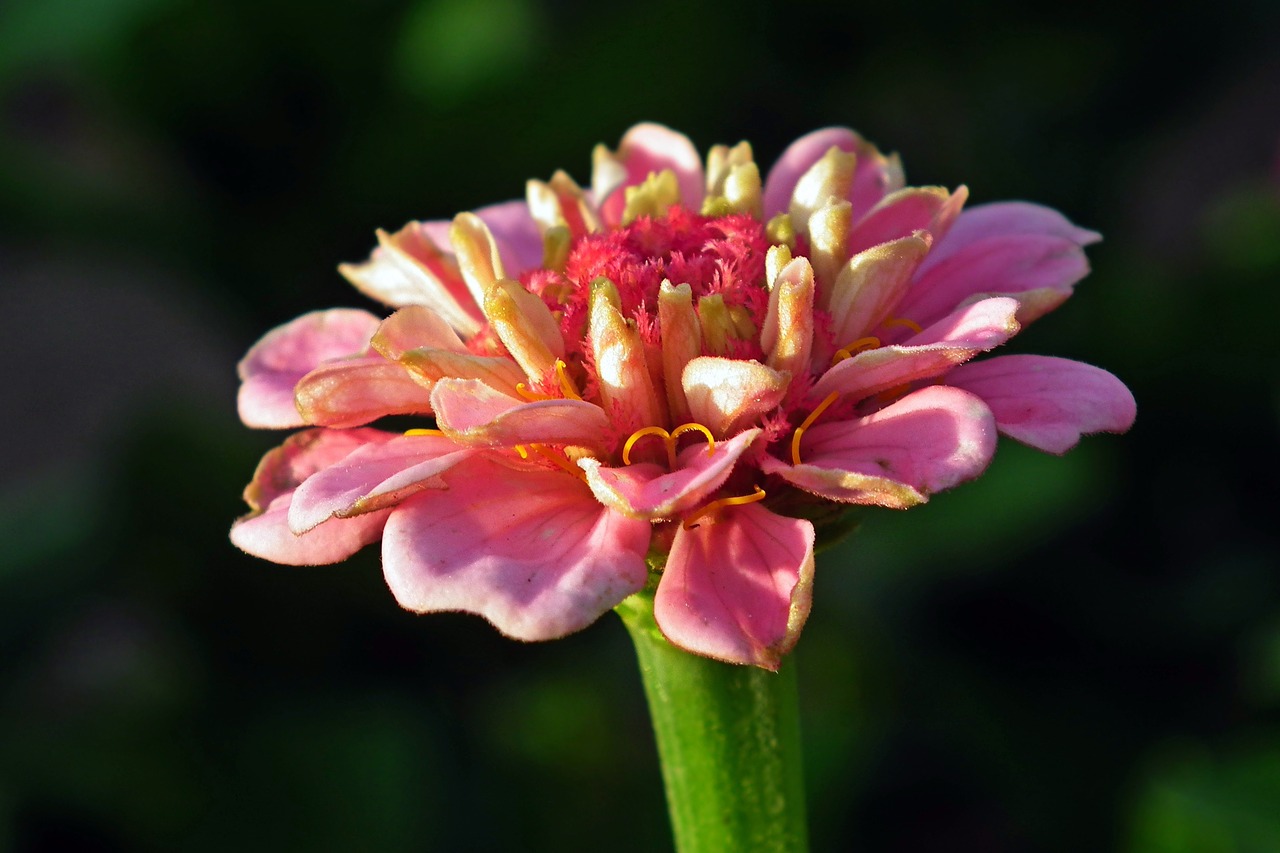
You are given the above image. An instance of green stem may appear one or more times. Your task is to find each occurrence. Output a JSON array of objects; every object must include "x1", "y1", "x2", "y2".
[{"x1": 616, "y1": 591, "x2": 809, "y2": 853}]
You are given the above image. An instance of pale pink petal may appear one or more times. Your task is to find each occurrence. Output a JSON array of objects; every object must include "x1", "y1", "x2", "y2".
[
  {"x1": 237, "y1": 309, "x2": 381, "y2": 429},
  {"x1": 761, "y1": 256, "x2": 815, "y2": 380},
  {"x1": 373, "y1": 306, "x2": 526, "y2": 395},
  {"x1": 947, "y1": 355, "x2": 1136, "y2": 453},
  {"x1": 588, "y1": 279, "x2": 662, "y2": 432},
  {"x1": 827, "y1": 234, "x2": 932, "y2": 345},
  {"x1": 294, "y1": 357, "x2": 432, "y2": 428},
  {"x1": 419, "y1": 219, "x2": 451, "y2": 247},
  {"x1": 430, "y1": 378, "x2": 611, "y2": 449},
  {"x1": 762, "y1": 127, "x2": 903, "y2": 221},
  {"x1": 762, "y1": 128, "x2": 861, "y2": 219},
  {"x1": 338, "y1": 223, "x2": 484, "y2": 336},
  {"x1": 762, "y1": 386, "x2": 996, "y2": 508},
  {"x1": 382, "y1": 457, "x2": 651, "y2": 641},
  {"x1": 232, "y1": 494, "x2": 390, "y2": 566},
  {"x1": 288, "y1": 433, "x2": 476, "y2": 533},
  {"x1": 897, "y1": 202, "x2": 1099, "y2": 328},
  {"x1": 603, "y1": 123, "x2": 706, "y2": 218},
  {"x1": 900, "y1": 295, "x2": 1022, "y2": 348},
  {"x1": 654, "y1": 503, "x2": 815, "y2": 670},
  {"x1": 578, "y1": 429, "x2": 761, "y2": 519},
  {"x1": 399, "y1": 350, "x2": 527, "y2": 397},
  {"x1": 848, "y1": 141, "x2": 906, "y2": 221},
  {"x1": 813, "y1": 297, "x2": 1021, "y2": 401},
  {"x1": 240, "y1": 428, "x2": 395, "y2": 512},
  {"x1": 847, "y1": 186, "x2": 967, "y2": 255},
  {"x1": 683, "y1": 357, "x2": 791, "y2": 438},
  {"x1": 232, "y1": 427, "x2": 396, "y2": 565},
  {"x1": 372, "y1": 305, "x2": 467, "y2": 358},
  {"x1": 470, "y1": 199, "x2": 545, "y2": 277},
  {"x1": 921, "y1": 201, "x2": 1101, "y2": 270}
]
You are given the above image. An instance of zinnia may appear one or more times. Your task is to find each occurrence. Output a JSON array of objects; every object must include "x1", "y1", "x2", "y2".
[{"x1": 232, "y1": 123, "x2": 1135, "y2": 668}]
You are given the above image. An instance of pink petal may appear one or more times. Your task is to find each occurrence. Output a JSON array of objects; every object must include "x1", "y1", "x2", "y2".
[
  {"x1": 600, "y1": 123, "x2": 706, "y2": 223},
  {"x1": 578, "y1": 429, "x2": 761, "y2": 519},
  {"x1": 761, "y1": 256, "x2": 816, "y2": 380},
  {"x1": 897, "y1": 202, "x2": 1099, "y2": 329},
  {"x1": 762, "y1": 128, "x2": 861, "y2": 220},
  {"x1": 813, "y1": 297, "x2": 1021, "y2": 402},
  {"x1": 470, "y1": 198, "x2": 545, "y2": 278},
  {"x1": 683, "y1": 357, "x2": 791, "y2": 438},
  {"x1": 373, "y1": 306, "x2": 528, "y2": 396},
  {"x1": 382, "y1": 457, "x2": 651, "y2": 641},
  {"x1": 827, "y1": 233, "x2": 932, "y2": 345},
  {"x1": 901, "y1": 294, "x2": 1022, "y2": 348},
  {"x1": 372, "y1": 305, "x2": 467, "y2": 358},
  {"x1": 762, "y1": 386, "x2": 996, "y2": 507},
  {"x1": 762, "y1": 127, "x2": 903, "y2": 221},
  {"x1": 240, "y1": 427, "x2": 395, "y2": 511},
  {"x1": 288, "y1": 433, "x2": 476, "y2": 533},
  {"x1": 847, "y1": 185, "x2": 967, "y2": 255},
  {"x1": 654, "y1": 503, "x2": 815, "y2": 669},
  {"x1": 947, "y1": 354, "x2": 1136, "y2": 453},
  {"x1": 338, "y1": 223, "x2": 484, "y2": 337},
  {"x1": 231, "y1": 427, "x2": 396, "y2": 566},
  {"x1": 922, "y1": 201, "x2": 1101, "y2": 270},
  {"x1": 848, "y1": 140, "x2": 906, "y2": 222},
  {"x1": 231, "y1": 494, "x2": 391, "y2": 566},
  {"x1": 430, "y1": 378, "x2": 611, "y2": 449},
  {"x1": 294, "y1": 357, "x2": 432, "y2": 428},
  {"x1": 400, "y1": 350, "x2": 527, "y2": 397},
  {"x1": 237, "y1": 309, "x2": 381, "y2": 429}
]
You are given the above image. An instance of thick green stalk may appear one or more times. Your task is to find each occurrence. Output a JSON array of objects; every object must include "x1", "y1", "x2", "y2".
[{"x1": 616, "y1": 591, "x2": 809, "y2": 853}]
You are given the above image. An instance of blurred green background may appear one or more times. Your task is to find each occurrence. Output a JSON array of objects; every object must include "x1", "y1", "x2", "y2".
[{"x1": 2, "y1": 0, "x2": 1278, "y2": 850}]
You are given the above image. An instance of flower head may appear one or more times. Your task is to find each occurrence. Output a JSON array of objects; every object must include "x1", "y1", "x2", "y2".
[{"x1": 232, "y1": 124, "x2": 1135, "y2": 668}]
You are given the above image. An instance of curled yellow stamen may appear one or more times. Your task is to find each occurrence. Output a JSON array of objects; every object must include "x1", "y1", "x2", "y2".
[
  {"x1": 873, "y1": 382, "x2": 914, "y2": 406},
  {"x1": 523, "y1": 443, "x2": 586, "y2": 481},
  {"x1": 682, "y1": 486, "x2": 766, "y2": 530},
  {"x1": 622, "y1": 427, "x2": 671, "y2": 466},
  {"x1": 622, "y1": 423, "x2": 717, "y2": 468},
  {"x1": 404, "y1": 428, "x2": 446, "y2": 437},
  {"x1": 883, "y1": 316, "x2": 923, "y2": 335},
  {"x1": 670, "y1": 423, "x2": 716, "y2": 452},
  {"x1": 516, "y1": 360, "x2": 581, "y2": 402},
  {"x1": 554, "y1": 359, "x2": 582, "y2": 400},
  {"x1": 832, "y1": 336, "x2": 882, "y2": 364},
  {"x1": 790, "y1": 392, "x2": 841, "y2": 466},
  {"x1": 516, "y1": 383, "x2": 553, "y2": 402}
]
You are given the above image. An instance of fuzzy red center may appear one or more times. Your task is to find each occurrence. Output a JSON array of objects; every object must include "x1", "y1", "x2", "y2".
[{"x1": 522, "y1": 206, "x2": 772, "y2": 353}]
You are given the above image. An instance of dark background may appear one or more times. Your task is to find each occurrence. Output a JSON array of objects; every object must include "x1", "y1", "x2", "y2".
[{"x1": 2, "y1": 0, "x2": 1279, "y2": 850}]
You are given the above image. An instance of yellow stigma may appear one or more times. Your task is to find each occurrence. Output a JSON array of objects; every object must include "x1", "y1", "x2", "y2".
[
  {"x1": 541, "y1": 225, "x2": 572, "y2": 272},
  {"x1": 555, "y1": 359, "x2": 582, "y2": 400},
  {"x1": 622, "y1": 423, "x2": 716, "y2": 468},
  {"x1": 515, "y1": 359, "x2": 581, "y2": 402},
  {"x1": 766, "y1": 213, "x2": 796, "y2": 248},
  {"x1": 873, "y1": 382, "x2": 915, "y2": 407},
  {"x1": 622, "y1": 169, "x2": 680, "y2": 225},
  {"x1": 521, "y1": 443, "x2": 586, "y2": 481},
  {"x1": 832, "y1": 336, "x2": 882, "y2": 365},
  {"x1": 516, "y1": 384, "x2": 553, "y2": 402},
  {"x1": 790, "y1": 392, "x2": 841, "y2": 466},
  {"x1": 883, "y1": 316, "x2": 923, "y2": 335},
  {"x1": 682, "y1": 486, "x2": 766, "y2": 530},
  {"x1": 404, "y1": 428, "x2": 446, "y2": 437}
]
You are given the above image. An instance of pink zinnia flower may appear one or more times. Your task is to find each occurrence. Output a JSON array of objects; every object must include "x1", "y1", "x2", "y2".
[{"x1": 232, "y1": 124, "x2": 1135, "y2": 668}]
